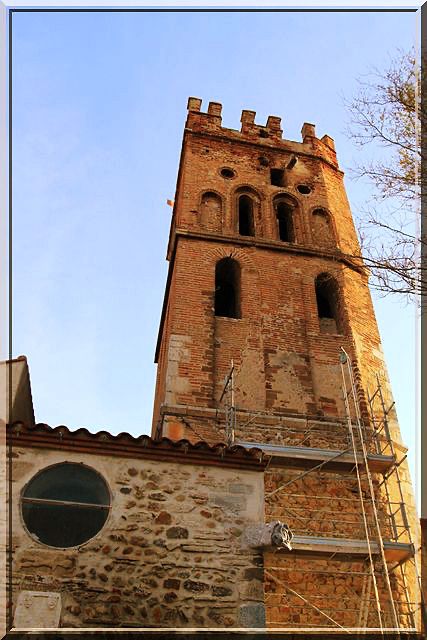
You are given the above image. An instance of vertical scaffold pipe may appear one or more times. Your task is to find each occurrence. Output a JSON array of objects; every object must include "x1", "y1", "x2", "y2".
[
  {"x1": 340, "y1": 348, "x2": 384, "y2": 632},
  {"x1": 340, "y1": 347, "x2": 400, "y2": 632}
]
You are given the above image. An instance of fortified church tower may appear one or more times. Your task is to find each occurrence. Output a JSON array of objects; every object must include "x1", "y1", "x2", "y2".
[
  {"x1": 154, "y1": 98, "x2": 394, "y2": 444},
  {"x1": 152, "y1": 98, "x2": 421, "y2": 630}
]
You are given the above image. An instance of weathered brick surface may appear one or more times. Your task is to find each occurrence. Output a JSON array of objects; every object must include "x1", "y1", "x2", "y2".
[
  {"x1": 160, "y1": 407, "x2": 378, "y2": 452},
  {"x1": 2, "y1": 100, "x2": 420, "y2": 632},
  {"x1": 265, "y1": 468, "x2": 392, "y2": 540},
  {"x1": 11, "y1": 446, "x2": 264, "y2": 628},
  {"x1": 155, "y1": 237, "x2": 366, "y2": 424},
  {"x1": 264, "y1": 555, "x2": 410, "y2": 629},
  {"x1": 153, "y1": 101, "x2": 367, "y2": 433},
  {"x1": 151, "y1": 100, "x2": 421, "y2": 631},
  {"x1": 264, "y1": 466, "x2": 415, "y2": 628}
]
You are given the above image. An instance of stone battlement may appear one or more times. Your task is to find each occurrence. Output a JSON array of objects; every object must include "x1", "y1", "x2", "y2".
[{"x1": 186, "y1": 96, "x2": 336, "y2": 160}]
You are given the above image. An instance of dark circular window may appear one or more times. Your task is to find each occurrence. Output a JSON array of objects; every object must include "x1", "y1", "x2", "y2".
[
  {"x1": 21, "y1": 463, "x2": 111, "y2": 548},
  {"x1": 297, "y1": 184, "x2": 312, "y2": 195},
  {"x1": 220, "y1": 167, "x2": 236, "y2": 179}
]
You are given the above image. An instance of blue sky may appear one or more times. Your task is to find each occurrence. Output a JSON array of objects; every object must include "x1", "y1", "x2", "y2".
[{"x1": 11, "y1": 10, "x2": 419, "y2": 493}]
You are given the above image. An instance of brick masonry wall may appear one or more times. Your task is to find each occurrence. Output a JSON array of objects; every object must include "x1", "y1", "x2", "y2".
[
  {"x1": 156, "y1": 237, "x2": 367, "y2": 422},
  {"x1": 153, "y1": 102, "x2": 409, "y2": 449},
  {"x1": 160, "y1": 409, "x2": 376, "y2": 453},
  {"x1": 153, "y1": 106, "x2": 369, "y2": 431},
  {"x1": 263, "y1": 467, "x2": 413, "y2": 628},
  {"x1": 265, "y1": 468, "x2": 392, "y2": 541},
  {"x1": 264, "y1": 555, "x2": 406, "y2": 629},
  {"x1": 150, "y1": 101, "x2": 421, "y2": 630},
  {"x1": 10, "y1": 445, "x2": 265, "y2": 628}
]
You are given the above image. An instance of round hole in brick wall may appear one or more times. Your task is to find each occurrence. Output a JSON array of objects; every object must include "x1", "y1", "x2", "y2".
[
  {"x1": 258, "y1": 156, "x2": 269, "y2": 167},
  {"x1": 297, "y1": 184, "x2": 312, "y2": 195},
  {"x1": 220, "y1": 168, "x2": 236, "y2": 179}
]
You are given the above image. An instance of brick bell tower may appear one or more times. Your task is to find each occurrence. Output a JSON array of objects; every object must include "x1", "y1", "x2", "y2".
[
  {"x1": 153, "y1": 97, "x2": 401, "y2": 447},
  {"x1": 151, "y1": 98, "x2": 422, "y2": 631}
]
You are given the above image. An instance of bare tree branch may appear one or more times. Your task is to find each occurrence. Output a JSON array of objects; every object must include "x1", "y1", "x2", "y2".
[{"x1": 344, "y1": 47, "x2": 423, "y2": 302}]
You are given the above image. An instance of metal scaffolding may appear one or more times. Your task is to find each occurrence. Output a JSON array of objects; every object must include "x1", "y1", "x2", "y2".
[
  {"x1": 340, "y1": 347, "x2": 399, "y2": 631},
  {"x1": 367, "y1": 372, "x2": 424, "y2": 631},
  {"x1": 219, "y1": 350, "x2": 421, "y2": 632},
  {"x1": 219, "y1": 360, "x2": 236, "y2": 446},
  {"x1": 219, "y1": 348, "x2": 421, "y2": 636}
]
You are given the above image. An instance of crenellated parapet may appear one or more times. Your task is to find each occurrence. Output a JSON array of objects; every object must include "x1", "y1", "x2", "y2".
[
  {"x1": 185, "y1": 97, "x2": 337, "y2": 166},
  {"x1": 153, "y1": 95, "x2": 421, "y2": 633}
]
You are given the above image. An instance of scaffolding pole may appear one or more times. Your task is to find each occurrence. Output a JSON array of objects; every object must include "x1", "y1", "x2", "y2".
[
  {"x1": 368, "y1": 374, "x2": 424, "y2": 630},
  {"x1": 225, "y1": 347, "x2": 420, "y2": 631},
  {"x1": 219, "y1": 360, "x2": 236, "y2": 446},
  {"x1": 340, "y1": 347, "x2": 400, "y2": 633},
  {"x1": 264, "y1": 569, "x2": 351, "y2": 632}
]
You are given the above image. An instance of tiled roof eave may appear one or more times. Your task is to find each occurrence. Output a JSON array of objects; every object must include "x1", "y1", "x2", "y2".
[{"x1": 7, "y1": 422, "x2": 266, "y2": 471}]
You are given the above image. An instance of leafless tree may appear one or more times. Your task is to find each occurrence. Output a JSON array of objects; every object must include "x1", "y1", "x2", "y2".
[{"x1": 344, "y1": 48, "x2": 424, "y2": 301}]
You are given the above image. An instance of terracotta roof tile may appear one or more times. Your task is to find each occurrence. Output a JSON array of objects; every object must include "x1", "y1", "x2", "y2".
[{"x1": 7, "y1": 421, "x2": 266, "y2": 471}]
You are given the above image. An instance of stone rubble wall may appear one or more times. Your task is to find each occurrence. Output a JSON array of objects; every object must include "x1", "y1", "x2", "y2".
[{"x1": 10, "y1": 445, "x2": 265, "y2": 629}]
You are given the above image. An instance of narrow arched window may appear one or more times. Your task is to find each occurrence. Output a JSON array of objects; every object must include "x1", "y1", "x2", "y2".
[
  {"x1": 276, "y1": 201, "x2": 295, "y2": 242},
  {"x1": 312, "y1": 209, "x2": 334, "y2": 248},
  {"x1": 238, "y1": 195, "x2": 255, "y2": 237},
  {"x1": 315, "y1": 273, "x2": 341, "y2": 334},
  {"x1": 215, "y1": 258, "x2": 241, "y2": 319},
  {"x1": 201, "y1": 192, "x2": 222, "y2": 230}
]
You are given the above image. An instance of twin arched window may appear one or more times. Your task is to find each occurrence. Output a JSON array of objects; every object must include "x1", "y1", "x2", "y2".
[
  {"x1": 237, "y1": 192, "x2": 298, "y2": 243},
  {"x1": 214, "y1": 261, "x2": 343, "y2": 334},
  {"x1": 200, "y1": 191, "x2": 335, "y2": 250}
]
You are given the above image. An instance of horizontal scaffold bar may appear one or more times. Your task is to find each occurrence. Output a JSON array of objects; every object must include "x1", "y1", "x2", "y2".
[
  {"x1": 265, "y1": 534, "x2": 414, "y2": 561},
  {"x1": 237, "y1": 441, "x2": 395, "y2": 473}
]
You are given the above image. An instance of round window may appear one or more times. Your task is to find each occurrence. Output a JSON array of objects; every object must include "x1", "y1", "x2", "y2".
[
  {"x1": 220, "y1": 167, "x2": 236, "y2": 179},
  {"x1": 21, "y1": 463, "x2": 111, "y2": 548},
  {"x1": 297, "y1": 184, "x2": 312, "y2": 195}
]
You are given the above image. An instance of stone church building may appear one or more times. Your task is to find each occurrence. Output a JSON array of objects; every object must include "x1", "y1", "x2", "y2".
[{"x1": 5, "y1": 98, "x2": 424, "y2": 635}]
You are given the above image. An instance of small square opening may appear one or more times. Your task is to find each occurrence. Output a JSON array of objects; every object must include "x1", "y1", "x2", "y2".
[{"x1": 270, "y1": 169, "x2": 285, "y2": 187}]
